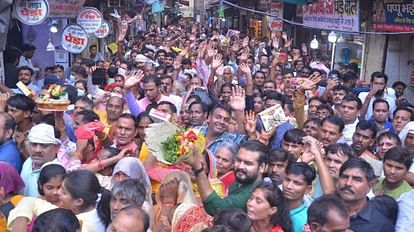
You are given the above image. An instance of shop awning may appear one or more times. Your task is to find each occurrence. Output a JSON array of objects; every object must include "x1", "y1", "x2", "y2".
[{"x1": 283, "y1": 0, "x2": 310, "y2": 5}]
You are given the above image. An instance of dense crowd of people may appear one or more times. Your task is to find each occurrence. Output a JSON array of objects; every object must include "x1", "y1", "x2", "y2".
[{"x1": 1, "y1": 21, "x2": 414, "y2": 232}]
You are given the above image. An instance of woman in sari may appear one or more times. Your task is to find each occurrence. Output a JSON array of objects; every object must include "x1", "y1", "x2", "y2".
[
  {"x1": 153, "y1": 171, "x2": 211, "y2": 232},
  {"x1": 0, "y1": 162, "x2": 25, "y2": 232}
]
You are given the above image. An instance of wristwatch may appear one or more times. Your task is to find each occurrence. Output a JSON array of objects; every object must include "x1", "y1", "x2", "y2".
[{"x1": 192, "y1": 166, "x2": 205, "y2": 177}]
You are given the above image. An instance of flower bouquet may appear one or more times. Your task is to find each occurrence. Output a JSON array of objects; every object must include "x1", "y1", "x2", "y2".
[{"x1": 145, "y1": 121, "x2": 205, "y2": 165}]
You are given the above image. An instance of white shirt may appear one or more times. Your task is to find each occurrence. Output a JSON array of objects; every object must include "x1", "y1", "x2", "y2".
[
  {"x1": 396, "y1": 189, "x2": 414, "y2": 232},
  {"x1": 166, "y1": 94, "x2": 183, "y2": 112},
  {"x1": 359, "y1": 91, "x2": 396, "y2": 120},
  {"x1": 338, "y1": 118, "x2": 359, "y2": 145},
  {"x1": 18, "y1": 56, "x2": 39, "y2": 72}
]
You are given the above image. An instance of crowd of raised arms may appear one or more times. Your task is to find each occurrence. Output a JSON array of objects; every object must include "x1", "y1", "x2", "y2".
[{"x1": 1, "y1": 21, "x2": 414, "y2": 232}]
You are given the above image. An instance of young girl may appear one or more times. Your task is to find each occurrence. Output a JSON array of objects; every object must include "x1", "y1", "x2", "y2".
[
  {"x1": 37, "y1": 164, "x2": 66, "y2": 205},
  {"x1": 8, "y1": 170, "x2": 111, "y2": 232}
]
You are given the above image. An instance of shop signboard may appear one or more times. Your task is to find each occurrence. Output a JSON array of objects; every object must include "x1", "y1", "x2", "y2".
[
  {"x1": 94, "y1": 20, "x2": 110, "y2": 38},
  {"x1": 14, "y1": 0, "x2": 49, "y2": 25},
  {"x1": 48, "y1": 0, "x2": 85, "y2": 18},
  {"x1": 372, "y1": 0, "x2": 414, "y2": 32},
  {"x1": 61, "y1": 24, "x2": 89, "y2": 54},
  {"x1": 76, "y1": 7, "x2": 103, "y2": 34},
  {"x1": 303, "y1": 0, "x2": 359, "y2": 32},
  {"x1": 269, "y1": 0, "x2": 283, "y2": 32}
]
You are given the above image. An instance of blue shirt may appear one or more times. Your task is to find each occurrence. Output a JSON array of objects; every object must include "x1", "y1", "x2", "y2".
[
  {"x1": 368, "y1": 117, "x2": 395, "y2": 133},
  {"x1": 0, "y1": 140, "x2": 22, "y2": 172},
  {"x1": 290, "y1": 203, "x2": 308, "y2": 232},
  {"x1": 12, "y1": 82, "x2": 40, "y2": 96},
  {"x1": 196, "y1": 126, "x2": 247, "y2": 154}
]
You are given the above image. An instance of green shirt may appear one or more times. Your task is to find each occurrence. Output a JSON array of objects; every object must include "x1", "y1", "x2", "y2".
[
  {"x1": 290, "y1": 203, "x2": 308, "y2": 232},
  {"x1": 203, "y1": 180, "x2": 259, "y2": 215},
  {"x1": 374, "y1": 178, "x2": 412, "y2": 200}
]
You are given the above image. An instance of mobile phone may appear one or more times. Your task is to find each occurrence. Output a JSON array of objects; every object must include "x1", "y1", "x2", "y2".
[
  {"x1": 92, "y1": 68, "x2": 107, "y2": 85},
  {"x1": 330, "y1": 73, "x2": 338, "y2": 80}
]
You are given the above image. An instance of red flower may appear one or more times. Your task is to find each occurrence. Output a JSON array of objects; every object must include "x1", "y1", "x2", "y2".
[{"x1": 185, "y1": 130, "x2": 198, "y2": 141}]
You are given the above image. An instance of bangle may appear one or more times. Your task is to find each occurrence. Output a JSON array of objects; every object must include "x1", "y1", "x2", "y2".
[
  {"x1": 98, "y1": 160, "x2": 105, "y2": 170},
  {"x1": 192, "y1": 166, "x2": 204, "y2": 177}
]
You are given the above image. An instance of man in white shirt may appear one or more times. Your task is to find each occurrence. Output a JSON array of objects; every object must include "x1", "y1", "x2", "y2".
[
  {"x1": 20, "y1": 123, "x2": 61, "y2": 196},
  {"x1": 338, "y1": 94, "x2": 362, "y2": 145},
  {"x1": 359, "y1": 72, "x2": 396, "y2": 120},
  {"x1": 18, "y1": 44, "x2": 38, "y2": 72}
]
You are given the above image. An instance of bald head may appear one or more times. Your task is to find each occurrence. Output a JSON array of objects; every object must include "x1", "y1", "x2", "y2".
[{"x1": 108, "y1": 206, "x2": 149, "y2": 232}]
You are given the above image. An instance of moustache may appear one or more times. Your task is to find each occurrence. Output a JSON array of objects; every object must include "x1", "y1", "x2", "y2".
[
  {"x1": 340, "y1": 185, "x2": 355, "y2": 194},
  {"x1": 236, "y1": 169, "x2": 246, "y2": 174}
]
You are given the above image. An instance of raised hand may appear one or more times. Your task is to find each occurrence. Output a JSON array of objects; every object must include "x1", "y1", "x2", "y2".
[
  {"x1": 297, "y1": 73, "x2": 322, "y2": 90},
  {"x1": 239, "y1": 62, "x2": 252, "y2": 75},
  {"x1": 124, "y1": 70, "x2": 144, "y2": 89},
  {"x1": 0, "y1": 92, "x2": 10, "y2": 112},
  {"x1": 179, "y1": 46, "x2": 189, "y2": 57},
  {"x1": 244, "y1": 110, "x2": 257, "y2": 137},
  {"x1": 326, "y1": 78, "x2": 340, "y2": 90},
  {"x1": 282, "y1": 31, "x2": 288, "y2": 41},
  {"x1": 309, "y1": 73, "x2": 322, "y2": 85},
  {"x1": 229, "y1": 86, "x2": 246, "y2": 112},
  {"x1": 369, "y1": 84, "x2": 383, "y2": 97},
  {"x1": 211, "y1": 54, "x2": 223, "y2": 70},
  {"x1": 272, "y1": 37, "x2": 280, "y2": 49},
  {"x1": 198, "y1": 45, "x2": 206, "y2": 59},
  {"x1": 284, "y1": 37, "x2": 293, "y2": 48}
]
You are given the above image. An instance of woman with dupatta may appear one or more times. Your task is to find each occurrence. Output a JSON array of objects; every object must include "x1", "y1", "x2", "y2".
[
  {"x1": 152, "y1": 171, "x2": 211, "y2": 232},
  {"x1": 111, "y1": 157, "x2": 153, "y2": 220}
]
